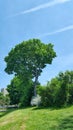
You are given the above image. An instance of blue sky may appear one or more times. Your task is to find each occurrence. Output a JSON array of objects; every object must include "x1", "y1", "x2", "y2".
[{"x1": 0, "y1": 0, "x2": 73, "y2": 89}]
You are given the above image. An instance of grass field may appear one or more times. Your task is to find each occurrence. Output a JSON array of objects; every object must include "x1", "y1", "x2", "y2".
[{"x1": 0, "y1": 106, "x2": 73, "y2": 130}]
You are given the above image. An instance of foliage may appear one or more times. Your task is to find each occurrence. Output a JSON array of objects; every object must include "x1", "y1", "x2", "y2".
[
  {"x1": 0, "y1": 93, "x2": 10, "y2": 106},
  {"x1": 5, "y1": 39, "x2": 56, "y2": 96},
  {"x1": 54, "y1": 81, "x2": 68, "y2": 107},
  {"x1": 39, "y1": 86, "x2": 53, "y2": 107},
  {"x1": 57, "y1": 71, "x2": 73, "y2": 106},
  {"x1": 39, "y1": 70, "x2": 73, "y2": 107},
  {"x1": 68, "y1": 85, "x2": 73, "y2": 104},
  {"x1": 7, "y1": 76, "x2": 33, "y2": 107},
  {"x1": 19, "y1": 83, "x2": 33, "y2": 107},
  {"x1": 7, "y1": 77, "x2": 22, "y2": 105},
  {"x1": 0, "y1": 93, "x2": 4, "y2": 106}
]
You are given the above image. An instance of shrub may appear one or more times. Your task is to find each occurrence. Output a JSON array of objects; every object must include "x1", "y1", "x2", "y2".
[
  {"x1": 19, "y1": 85, "x2": 33, "y2": 107},
  {"x1": 68, "y1": 84, "x2": 73, "y2": 105},
  {"x1": 54, "y1": 81, "x2": 68, "y2": 107},
  {"x1": 39, "y1": 86, "x2": 53, "y2": 107}
]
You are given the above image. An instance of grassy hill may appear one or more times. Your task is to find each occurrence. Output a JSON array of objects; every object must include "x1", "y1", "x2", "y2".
[{"x1": 0, "y1": 106, "x2": 73, "y2": 130}]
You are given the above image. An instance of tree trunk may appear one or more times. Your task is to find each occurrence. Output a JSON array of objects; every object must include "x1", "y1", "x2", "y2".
[{"x1": 33, "y1": 76, "x2": 38, "y2": 97}]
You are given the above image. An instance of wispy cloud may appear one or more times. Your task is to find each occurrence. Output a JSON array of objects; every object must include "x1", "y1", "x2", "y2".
[
  {"x1": 9, "y1": 0, "x2": 71, "y2": 17},
  {"x1": 38, "y1": 24, "x2": 73, "y2": 37}
]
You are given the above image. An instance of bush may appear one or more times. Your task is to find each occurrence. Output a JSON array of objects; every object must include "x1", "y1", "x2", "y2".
[
  {"x1": 54, "y1": 81, "x2": 68, "y2": 107},
  {"x1": 68, "y1": 84, "x2": 73, "y2": 105},
  {"x1": 19, "y1": 85, "x2": 33, "y2": 107},
  {"x1": 37, "y1": 71, "x2": 73, "y2": 108},
  {"x1": 39, "y1": 86, "x2": 53, "y2": 107}
]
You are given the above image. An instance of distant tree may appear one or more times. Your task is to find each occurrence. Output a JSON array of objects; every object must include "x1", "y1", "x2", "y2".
[
  {"x1": 0, "y1": 93, "x2": 4, "y2": 106},
  {"x1": 4, "y1": 95, "x2": 10, "y2": 106},
  {"x1": 4, "y1": 39, "x2": 56, "y2": 96},
  {"x1": 0, "y1": 92, "x2": 10, "y2": 106}
]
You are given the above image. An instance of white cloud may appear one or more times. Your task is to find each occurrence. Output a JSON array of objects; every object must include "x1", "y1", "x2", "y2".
[
  {"x1": 9, "y1": 0, "x2": 71, "y2": 17},
  {"x1": 39, "y1": 24, "x2": 73, "y2": 37}
]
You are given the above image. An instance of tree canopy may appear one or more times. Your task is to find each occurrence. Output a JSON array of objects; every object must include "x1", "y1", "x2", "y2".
[{"x1": 5, "y1": 39, "x2": 56, "y2": 96}]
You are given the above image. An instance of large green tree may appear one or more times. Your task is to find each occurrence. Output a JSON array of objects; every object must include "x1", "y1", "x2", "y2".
[{"x1": 5, "y1": 39, "x2": 56, "y2": 96}]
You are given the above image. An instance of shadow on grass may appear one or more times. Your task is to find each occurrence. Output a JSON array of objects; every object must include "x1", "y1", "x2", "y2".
[
  {"x1": 0, "y1": 108, "x2": 18, "y2": 118},
  {"x1": 32, "y1": 105, "x2": 73, "y2": 111},
  {"x1": 58, "y1": 115, "x2": 73, "y2": 130},
  {"x1": 32, "y1": 106, "x2": 66, "y2": 111},
  {"x1": 32, "y1": 107, "x2": 60, "y2": 111}
]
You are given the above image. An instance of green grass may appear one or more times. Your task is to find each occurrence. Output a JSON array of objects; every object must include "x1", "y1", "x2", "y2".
[{"x1": 0, "y1": 106, "x2": 73, "y2": 130}]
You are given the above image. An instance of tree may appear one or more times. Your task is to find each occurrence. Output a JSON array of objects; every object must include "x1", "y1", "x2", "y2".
[
  {"x1": 38, "y1": 70, "x2": 73, "y2": 107},
  {"x1": 0, "y1": 92, "x2": 10, "y2": 106},
  {"x1": 54, "y1": 81, "x2": 68, "y2": 107},
  {"x1": 5, "y1": 39, "x2": 56, "y2": 96},
  {"x1": 64, "y1": 71, "x2": 73, "y2": 104},
  {"x1": 49, "y1": 71, "x2": 73, "y2": 107},
  {"x1": 0, "y1": 93, "x2": 4, "y2": 106},
  {"x1": 7, "y1": 77, "x2": 21, "y2": 105},
  {"x1": 7, "y1": 76, "x2": 33, "y2": 106},
  {"x1": 39, "y1": 86, "x2": 53, "y2": 107}
]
